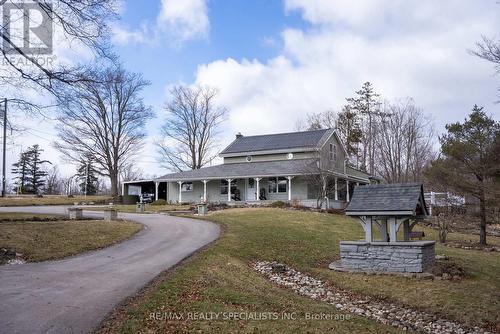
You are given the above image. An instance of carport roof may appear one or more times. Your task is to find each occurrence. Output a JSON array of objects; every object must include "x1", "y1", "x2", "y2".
[{"x1": 156, "y1": 159, "x2": 318, "y2": 181}]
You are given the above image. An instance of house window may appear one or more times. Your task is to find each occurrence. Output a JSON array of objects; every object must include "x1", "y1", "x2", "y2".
[
  {"x1": 181, "y1": 182, "x2": 193, "y2": 192},
  {"x1": 268, "y1": 177, "x2": 287, "y2": 193},
  {"x1": 329, "y1": 143, "x2": 337, "y2": 161},
  {"x1": 220, "y1": 179, "x2": 237, "y2": 195}
]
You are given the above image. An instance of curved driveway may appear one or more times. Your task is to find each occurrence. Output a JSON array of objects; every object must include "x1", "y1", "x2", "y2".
[{"x1": 0, "y1": 206, "x2": 220, "y2": 334}]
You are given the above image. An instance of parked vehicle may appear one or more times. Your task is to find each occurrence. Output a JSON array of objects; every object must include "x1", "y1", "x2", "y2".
[{"x1": 140, "y1": 193, "x2": 155, "y2": 203}]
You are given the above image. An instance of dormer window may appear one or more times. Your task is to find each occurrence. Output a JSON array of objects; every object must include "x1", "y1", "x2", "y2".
[{"x1": 246, "y1": 156, "x2": 252, "y2": 162}]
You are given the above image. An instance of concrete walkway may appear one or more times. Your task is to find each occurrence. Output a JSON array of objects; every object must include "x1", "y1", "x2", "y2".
[{"x1": 0, "y1": 206, "x2": 220, "y2": 334}]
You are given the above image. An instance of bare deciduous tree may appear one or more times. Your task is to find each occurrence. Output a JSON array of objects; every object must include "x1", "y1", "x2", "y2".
[
  {"x1": 156, "y1": 86, "x2": 227, "y2": 172},
  {"x1": 44, "y1": 166, "x2": 63, "y2": 195},
  {"x1": 54, "y1": 66, "x2": 153, "y2": 197},
  {"x1": 375, "y1": 99, "x2": 435, "y2": 183},
  {"x1": 0, "y1": 0, "x2": 118, "y2": 94},
  {"x1": 472, "y1": 36, "x2": 500, "y2": 72}
]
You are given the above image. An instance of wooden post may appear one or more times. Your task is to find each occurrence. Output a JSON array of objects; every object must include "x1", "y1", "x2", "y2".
[
  {"x1": 379, "y1": 219, "x2": 388, "y2": 242},
  {"x1": 177, "y1": 181, "x2": 182, "y2": 203},
  {"x1": 202, "y1": 180, "x2": 208, "y2": 202},
  {"x1": 346, "y1": 180, "x2": 350, "y2": 202},
  {"x1": 227, "y1": 179, "x2": 233, "y2": 202},
  {"x1": 388, "y1": 217, "x2": 397, "y2": 242},
  {"x1": 365, "y1": 216, "x2": 373, "y2": 242},
  {"x1": 255, "y1": 178, "x2": 261, "y2": 201},
  {"x1": 403, "y1": 219, "x2": 411, "y2": 241},
  {"x1": 287, "y1": 176, "x2": 294, "y2": 201},
  {"x1": 334, "y1": 177, "x2": 338, "y2": 201}
]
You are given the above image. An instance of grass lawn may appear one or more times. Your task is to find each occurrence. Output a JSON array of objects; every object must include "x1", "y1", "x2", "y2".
[
  {"x1": 0, "y1": 212, "x2": 65, "y2": 221},
  {"x1": 0, "y1": 195, "x2": 112, "y2": 207},
  {"x1": 90, "y1": 204, "x2": 192, "y2": 213},
  {"x1": 97, "y1": 208, "x2": 500, "y2": 333},
  {"x1": 0, "y1": 218, "x2": 142, "y2": 262}
]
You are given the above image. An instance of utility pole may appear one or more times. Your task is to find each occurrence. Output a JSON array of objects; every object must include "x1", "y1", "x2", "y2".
[{"x1": 2, "y1": 98, "x2": 7, "y2": 197}]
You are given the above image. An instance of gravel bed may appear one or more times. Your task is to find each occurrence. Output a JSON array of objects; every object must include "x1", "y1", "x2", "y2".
[{"x1": 253, "y1": 261, "x2": 492, "y2": 334}]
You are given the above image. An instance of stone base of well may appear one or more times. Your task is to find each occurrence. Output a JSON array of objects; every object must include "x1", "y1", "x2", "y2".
[{"x1": 334, "y1": 241, "x2": 435, "y2": 273}]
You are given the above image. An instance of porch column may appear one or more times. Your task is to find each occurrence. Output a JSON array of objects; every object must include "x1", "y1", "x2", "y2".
[
  {"x1": 334, "y1": 177, "x2": 338, "y2": 201},
  {"x1": 155, "y1": 182, "x2": 159, "y2": 201},
  {"x1": 346, "y1": 180, "x2": 350, "y2": 202},
  {"x1": 121, "y1": 183, "x2": 125, "y2": 196},
  {"x1": 255, "y1": 178, "x2": 262, "y2": 201},
  {"x1": 287, "y1": 176, "x2": 294, "y2": 201},
  {"x1": 177, "y1": 181, "x2": 183, "y2": 203},
  {"x1": 202, "y1": 180, "x2": 209, "y2": 202},
  {"x1": 226, "y1": 178, "x2": 233, "y2": 202}
]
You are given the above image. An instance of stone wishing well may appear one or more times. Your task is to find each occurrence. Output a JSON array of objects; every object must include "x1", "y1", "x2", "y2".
[{"x1": 330, "y1": 183, "x2": 434, "y2": 273}]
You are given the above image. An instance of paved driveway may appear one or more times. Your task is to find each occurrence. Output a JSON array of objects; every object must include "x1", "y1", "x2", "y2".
[{"x1": 0, "y1": 206, "x2": 220, "y2": 334}]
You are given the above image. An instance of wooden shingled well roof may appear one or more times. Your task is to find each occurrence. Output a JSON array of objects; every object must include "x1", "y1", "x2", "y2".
[{"x1": 345, "y1": 183, "x2": 429, "y2": 217}]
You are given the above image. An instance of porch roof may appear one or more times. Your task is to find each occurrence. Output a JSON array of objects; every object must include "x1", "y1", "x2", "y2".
[{"x1": 156, "y1": 159, "x2": 319, "y2": 182}]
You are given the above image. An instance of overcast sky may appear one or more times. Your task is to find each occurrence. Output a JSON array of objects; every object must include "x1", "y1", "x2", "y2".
[{"x1": 8, "y1": 0, "x2": 500, "y2": 181}]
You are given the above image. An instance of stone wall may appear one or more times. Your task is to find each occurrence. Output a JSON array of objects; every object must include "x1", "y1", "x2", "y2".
[{"x1": 339, "y1": 241, "x2": 435, "y2": 273}]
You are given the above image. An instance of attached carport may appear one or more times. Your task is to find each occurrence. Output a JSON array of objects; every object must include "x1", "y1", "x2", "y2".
[{"x1": 122, "y1": 180, "x2": 168, "y2": 203}]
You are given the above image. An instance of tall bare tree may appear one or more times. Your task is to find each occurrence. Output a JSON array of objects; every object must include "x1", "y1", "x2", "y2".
[
  {"x1": 157, "y1": 85, "x2": 227, "y2": 172},
  {"x1": 54, "y1": 66, "x2": 153, "y2": 197},
  {"x1": 375, "y1": 99, "x2": 435, "y2": 183},
  {"x1": 0, "y1": 0, "x2": 118, "y2": 94},
  {"x1": 44, "y1": 165, "x2": 63, "y2": 195}
]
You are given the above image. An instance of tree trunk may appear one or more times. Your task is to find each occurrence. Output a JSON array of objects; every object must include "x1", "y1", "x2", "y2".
[
  {"x1": 479, "y1": 184, "x2": 487, "y2": 246},
  {"x1": 110, "y1": 172, "x2": 119, "y2": 198}
]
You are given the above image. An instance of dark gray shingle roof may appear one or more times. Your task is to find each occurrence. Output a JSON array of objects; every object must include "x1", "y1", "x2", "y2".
[
  {"x1": 220, "y1": 129, "x2": 333, "y2": 155},
  {"x1": 156, "y1": 159, "x2": 318, "y2": 181},
  {"x1": 346, "y1": 183, "x2": 428, "y2": 216}
]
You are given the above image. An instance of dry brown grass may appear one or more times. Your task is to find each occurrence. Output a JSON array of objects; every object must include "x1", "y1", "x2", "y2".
[
  {"x1": 0, "y1": 219, "x2": 142, "y2": 262},
  {"x1": 0, "y1": 195, "x2": 112, "y2": 207}
]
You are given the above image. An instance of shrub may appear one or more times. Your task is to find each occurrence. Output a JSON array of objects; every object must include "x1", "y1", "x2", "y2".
[
  {"x1": 326, "y1": 208, "x2": 345, "y2": 215},
  {"x1": 269, "y1": 201, "x2": 287, "y2": 208},
  {"x1": 151, "y1": 199, "x2": 167, "y2": 206}
]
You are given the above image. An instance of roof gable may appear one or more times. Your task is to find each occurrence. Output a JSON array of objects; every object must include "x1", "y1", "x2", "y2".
[
  {"x1": 346, "y1": 183, "x2": 429, "y2": 217},
  {"x1": 220, "y1": 129, "x2": 333, "y2": 156}
]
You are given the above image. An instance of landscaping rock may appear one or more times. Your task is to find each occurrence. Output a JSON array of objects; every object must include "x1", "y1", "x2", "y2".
[{"x1": 253, "y1": 261, "x2": 488, "y2": 334}]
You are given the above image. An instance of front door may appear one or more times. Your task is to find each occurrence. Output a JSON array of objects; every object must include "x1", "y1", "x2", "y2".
[{"x1": 246, "y1": 178, "x2": 256, "y2": 201}]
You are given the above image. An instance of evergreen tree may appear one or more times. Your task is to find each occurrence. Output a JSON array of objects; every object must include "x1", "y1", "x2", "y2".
[
  {"x1": 425, "y1": 106, "x2": 500, "y2": 245},
  {"x1": 335, "y1": 105, "x2": 363, "y2": 164},
  {"x1": 76, "y1": 155, "x2": 99, "y2": 195},
  {"x1": 12, "y1": 145, "x2": 51, "y2": 194},
  {"x1": 25, "y1": 145, "x2": 51, "y2": 194},
  {"x1": 345, "y1": 82, "x2": 388, "y2": 173},
  {"x1": 11, "y1": 151, "x2": 30, "y2": 194}
]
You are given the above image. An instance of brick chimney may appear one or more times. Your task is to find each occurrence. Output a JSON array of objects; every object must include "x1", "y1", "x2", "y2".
[{"x1": 235, "y1": 132, "x2": 243, "y2": 139}]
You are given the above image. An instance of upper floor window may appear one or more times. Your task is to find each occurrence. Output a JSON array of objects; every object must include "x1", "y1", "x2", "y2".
[{"x1": 329, "y1": 143, "x2": 337, "y2": 161}]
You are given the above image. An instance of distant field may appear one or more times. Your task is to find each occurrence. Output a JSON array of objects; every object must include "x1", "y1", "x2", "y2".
[{"x1": 0, "y1": 196, "x2": 112, "y2": 207}]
